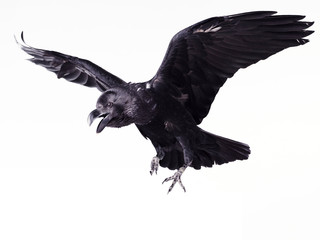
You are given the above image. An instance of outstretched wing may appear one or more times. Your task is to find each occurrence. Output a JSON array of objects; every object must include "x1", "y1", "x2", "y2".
[
  {"x1": 16, "y1": 32, "x2": 125, "y2": 92},
  {"x1": 150, "y1": 11, "x2": 314, "y2": 124}
]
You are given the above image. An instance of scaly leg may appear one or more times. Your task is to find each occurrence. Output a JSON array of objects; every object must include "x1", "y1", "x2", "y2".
[
  {"x1": 162, "y1": 135, "x2": 192, "y2": 193},
  {"x1": 150, "y1": 156, "x2": 160, "y2": 175},
  {"x1": 150, "y1": 146, "x2": 164, "y2": 175}
]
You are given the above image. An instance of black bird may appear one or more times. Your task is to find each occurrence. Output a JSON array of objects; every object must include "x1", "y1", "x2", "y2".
[{"x1": 17, "y1": 11, "x2": 313, "y2": 193}]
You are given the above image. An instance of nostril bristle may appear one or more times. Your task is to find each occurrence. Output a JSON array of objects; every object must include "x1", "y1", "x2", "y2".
[{"x1": 96, "y1": 103, "x2": 103, "y2": 109}]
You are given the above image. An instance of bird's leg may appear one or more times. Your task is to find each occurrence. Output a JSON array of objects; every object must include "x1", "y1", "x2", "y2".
[
  {"x1": 150, "y1": 146, "x2": 164, "y2": 175},
  {"x1": 162, "y1": 164, "x2": 188, "y2": 193},
  {"x1": 162, "y1": 136, "x2": 192, "y2": 193},
  {"x1": 150, "y1": 156, "x2": 160, "y2": 175}
]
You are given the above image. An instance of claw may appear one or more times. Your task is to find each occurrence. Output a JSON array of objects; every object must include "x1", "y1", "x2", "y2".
[
  {"x1": 162, "y1": 166, "x2": 186, "y2": 193},
  {"x1": 150, "y1": 156, "x2": 160, "y2": 175}
]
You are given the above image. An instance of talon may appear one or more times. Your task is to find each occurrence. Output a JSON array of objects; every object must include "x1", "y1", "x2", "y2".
[
  {"x1": 179, "y1": 180, "x2": 186, "y2": 192},
  {"x1": 150, "y1": 156, "x2": 160, "y2": 175},
  {"x1": 162, "y1": 176, "x2": 173, "y2": 184},
  {"x1": 163, "y1": 166, "x2": 187, "y2": 193}
]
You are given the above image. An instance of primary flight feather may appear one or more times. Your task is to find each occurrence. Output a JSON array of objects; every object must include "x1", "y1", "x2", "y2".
[{"x1": 17, "y1": 11, "x2": 313, "y2": 193}]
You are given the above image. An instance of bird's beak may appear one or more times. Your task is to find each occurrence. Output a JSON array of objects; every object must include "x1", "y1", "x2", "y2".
[
  {"x1": 96, "y1": 114, "x2": 112, "y2": 133},
  {"x1": 87, "y1": 109, "x2": 101, "y2": 126},
  {"x1": 87, "y1": 109, "x2": 111, "y2": 133}
]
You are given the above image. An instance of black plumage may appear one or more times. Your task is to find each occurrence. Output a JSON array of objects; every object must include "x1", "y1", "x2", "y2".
[{"x1": 17, "y1": 11, "x2": 313, "y2": 193}]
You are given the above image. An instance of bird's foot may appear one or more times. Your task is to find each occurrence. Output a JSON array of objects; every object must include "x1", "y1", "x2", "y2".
[
  {"x1": 162, "y1": 166, "x2": 186, "y2": 194},
  {"x1": 150, "y1": 156, "x2": 160, "y2": 175}
]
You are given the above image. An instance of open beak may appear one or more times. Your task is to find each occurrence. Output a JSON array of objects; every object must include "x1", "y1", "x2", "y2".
[{"x1": 87, "y1": 109, "x2": 111, "y2": 133}]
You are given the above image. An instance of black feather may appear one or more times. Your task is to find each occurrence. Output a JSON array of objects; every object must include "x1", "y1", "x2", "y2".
[{"x1": 17, "y1": 12, "x2": 313, "y2": 192}]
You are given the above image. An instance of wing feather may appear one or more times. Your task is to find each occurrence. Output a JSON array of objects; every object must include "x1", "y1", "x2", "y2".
[
  {"x1": 150, "y1": 11, "x2": 313, "y2": 124},
  {"x1": 17, "y1": 32, "x2": 125, "y2": 92}
]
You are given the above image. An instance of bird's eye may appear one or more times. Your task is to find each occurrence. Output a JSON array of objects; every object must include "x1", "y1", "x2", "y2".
[{"x1": 107, "y1": 102, "x2": 113, "y2": 108}]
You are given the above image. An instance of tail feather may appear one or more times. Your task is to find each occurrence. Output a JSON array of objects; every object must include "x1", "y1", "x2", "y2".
[
  {"x1": 159, "y1": 129, "x2": 250, "y2": 170},
  {"x1": 191, "y1": 130, "x2": 250, "y2": 169}
]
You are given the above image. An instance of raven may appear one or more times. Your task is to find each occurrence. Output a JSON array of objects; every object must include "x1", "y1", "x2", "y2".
[{"x1": 17, "y1": 11, "x2": 313, "y2": 193}]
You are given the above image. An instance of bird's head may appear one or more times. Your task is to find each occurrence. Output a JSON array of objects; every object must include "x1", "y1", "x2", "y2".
[{"x1": 87, "y1": 88, "x2": 139, "y2": 133}]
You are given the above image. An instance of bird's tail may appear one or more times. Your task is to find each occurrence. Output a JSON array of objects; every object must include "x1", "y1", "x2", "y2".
[{"x1": 191, "y1": 129, "x2": 251, "y2": 169}]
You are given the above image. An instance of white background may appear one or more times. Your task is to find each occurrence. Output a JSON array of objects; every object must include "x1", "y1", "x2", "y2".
[{"x1": 1, "y1": 0, "x2": 319, "y2": 239}]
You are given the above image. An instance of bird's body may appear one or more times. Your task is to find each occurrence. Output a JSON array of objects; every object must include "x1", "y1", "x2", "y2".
[{"x1": 17, "y1": 11, "x2": 313, "y2": 193}]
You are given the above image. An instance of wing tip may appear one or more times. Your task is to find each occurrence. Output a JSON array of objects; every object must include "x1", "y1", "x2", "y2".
[
  {"x1": 21, "y1": 31, "x2": 25, "y2": 43},
  {"x1": 14, "y1": 31, "x2": 34, "y2": 54},
  {"x1": 14, "y1": 31, "x2": 25, "y2": 46}
]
